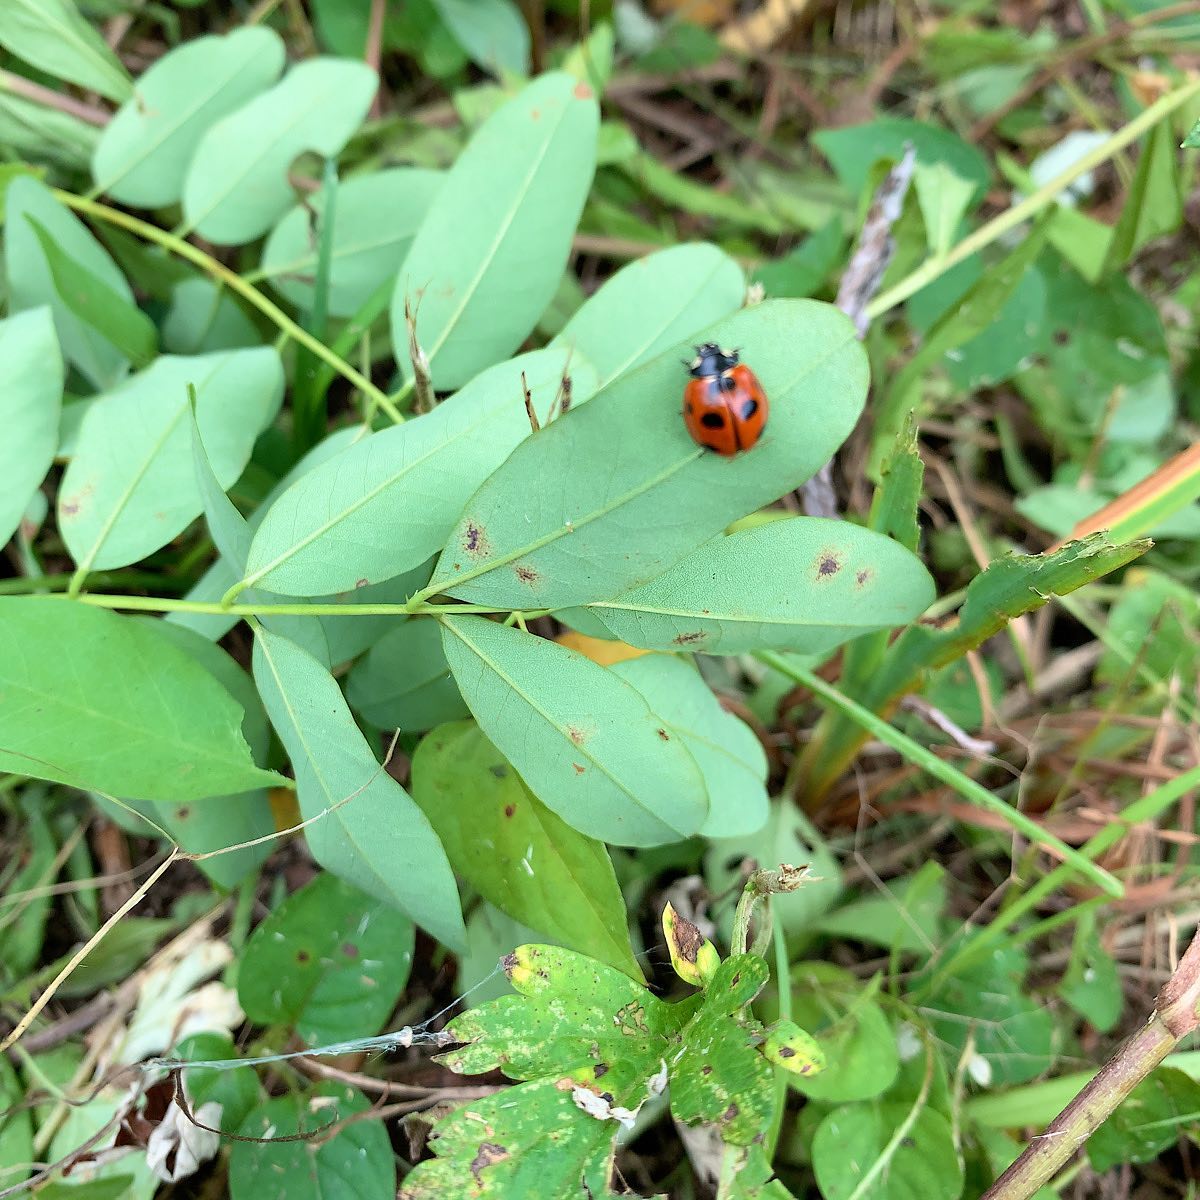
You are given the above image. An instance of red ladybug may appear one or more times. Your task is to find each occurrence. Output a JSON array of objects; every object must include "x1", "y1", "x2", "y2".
[{"x1": 682, "y1": 343, "x2": 768, "y2": 456}]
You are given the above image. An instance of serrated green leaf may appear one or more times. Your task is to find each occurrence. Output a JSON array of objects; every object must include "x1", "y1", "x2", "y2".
[
  {"x1": 431, "y1": 0, "x2": 530, "y2": 76},
  {"x1": 182, "y1": 58, "x2": 377, "y2": 245},
  {"x1": 553, "y1": 242, "x2": 745, "y2": 385},
  {"x1": 0, "y1": 308, "x2": 62, "y2": 547},
  {"x1": 242, "y1": 348, "x2": 593, "y2": 596},
  {"x1": 440, "y1": 615, "x2": 708, "y2": 847},
  {"x1": 59, "y1": 348, "x2": 284, "y2": 574},
  {"x1": 430, "y1": 299, "x2": 867, "y2": 609},
  {"x1": 610, "y1": 655, "x2": 767, "y2": 838},
  {"x1": 239, "y1": 872, "x2": 414, "y2": 1044},
  {"x1": 577, "y1": 516, "x2": 933, "y2": 656},
  {"x1": 0, "y1": 597, "x2": 283, "y2": 801},
  {"x1": 229, "y1": 1085, "x2": 394, "y2": 1200},
  {"x1": 392, "y1": 72, "x2": 598, "y2": 389},
  {"x1": 252, "y1": 626, "x2": 465, "y2": 948},
  {"x1": 5, "y1": 175, "x2": 134, "y2": 388},
  {"x1": 92, "y1": 28, "x2": 286, "y2": 206},
  {"x1": 260, "y1": 167, "x2": 443, "y2": 318},
  {"x1": 411, "y1": 721, "x2": 640, "y2": 978},
  {"x1": 27, "y1": 215, "x2": 157, "y2": 369},
  {"x1": 0, "y1": 0, "x2": 132, "y2": 102}
]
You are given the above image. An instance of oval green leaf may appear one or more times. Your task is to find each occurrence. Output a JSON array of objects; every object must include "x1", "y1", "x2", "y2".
[
  {"x1": 0, "y1": 308, "x2": 62, "y2": 546},
  {"x1": 92, "y1": 27, "x2": 286, "y2": 207},
  {"x1": 554, "y1": 243, "x2": 745, "y2": 385},
  {"x1": 252, "y1": 626, "x2": 465, "y2": 949},
  {"x1": 0, "y1": 597, "x2": 283, "y2": 802},
  {"x1": 611, "y1": 655, "x2": 767, "y2": 838},
  {"x1": 239, "y1": 872, "x2": 414, "y2": 1045},
  {"x1": 392, "y1": 71, "x2": 598, "y2": 390},
  {"x1": 430, "y1": 299, "x2": 867, "y2": 609},
  {"x1": 440, "y1": 615, "x2": 707, "y2": 846},
  {"x1": 411, "y1": 720, "x2": 641, "y2": 978},
  {"x1": 242, "y1": 347, "x2": 594, "y2": 596},
  {"x1": 260, "y1": 167, "x2": 443, "y2": 317},
  {"x1": 6, "y1": 175, "x2": 135, "y2": 388},
  {"x1": 431, "y1": 0, "x2": 530, "y2": 75},
  {"x1": 581, "y1": 516, "x2": 935, "y2": 655},
  {"x1": 182, "y1": 58, "x2": 378, "y2": 245},
  {"x1": 59, "y1": 348, "x2": 284, "y2": 573},
  {"x1": 347, "y1": 618, "x2": 469, "y2": 732}
]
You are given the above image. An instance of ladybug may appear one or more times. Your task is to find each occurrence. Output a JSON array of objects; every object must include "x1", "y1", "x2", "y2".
[{"x1": 682, "y1": 343, "x2": 768, "y2": 456}]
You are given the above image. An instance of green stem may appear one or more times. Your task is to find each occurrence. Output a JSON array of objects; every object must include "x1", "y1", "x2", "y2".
[
  {"x1": 758, "y1": 652, "x2": 1123, "y2": 898},
  {"x1": 865, "y1": 76, "x2": 1200, "y2": 320},
  {"x1": 52, "y1": 191, "x2": 401, "y2": 421}
]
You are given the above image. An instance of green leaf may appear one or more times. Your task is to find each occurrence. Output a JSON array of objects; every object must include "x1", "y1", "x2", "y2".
[
  {"x1": 163, "y1": 278, "x2": 260, "y2": 356},
  {"x1": 260, "y1": 167, "x2": 443, "y2": 318},
  {"x1": 175, "y1": 1032, "x2": 262, "y2": 1132},
  {"x1": 789, "y1": 963, "x2": 899, "y2": 1102},
  {"x1": 0, "y1": 597, "x2": 283, "y2": 801},
  {"x1": 0, "y1": 308, "x2": 62, "y2": 546},
  {"x1": 812, "y1": 1102, "x2": 963, "y2": 1200},
  {"x1": 610, "y1": 655, "x2": 767, "y2": 838},
  {"x1": 1058, "y1": 923, "x2": 1121, "y2": 1033},
  {"x1": 27, "y1": 216, "x2": 158, "y2": 369},
  {"x1": 239, "y1": 872, "x2": 414, "y2": 1044},
  {"x1": 577, "y1": 516, "x2": 934, "y2": 656},
  {"x1": 59, "y1": 348, "x2": 284, "y2": 574},
  {"x1": 392, "y1": 71, "x2": 598, "y2": 389},
  {"x1": 431, "y1": 0, "x2": 530, "y2": 76},
  {"x1": 230, "y1": 1085, "x2": 394, "y2": 1200},
  {"x1": 0, "y1": 801, "x2": 55, "y2": 977},
  {"x1": 92, "y1": 27, "x2": 286, "y2": 206},
  {"x1": 1087, "y1": 1067, "x2": 1200, "y2": 1172},
  {"x1": 553, "y1": 242, "x2": 745, "y2": 385},
  {"x1": 813, "y1": 861, "x2": 947, "y2": 956},
  {"x1": 347, "y1": 619, "x2": 469, "y2": 732},
  {"x1": 5, "y1": 175, "x2": 135, "y2": 388},
  {"x1": 914, "y1": 161, "x2": 975, "y2": 257},
  {"x1": 0, "y1": 1055, "x2": 33, "y2": 1188},
  {"x1": 726, "y1": 1146, "x2": 797, "y2": 1200},
  {"x1": 431, "y1": 299, "x2": 866, "y2": 609},
  {"x1": 1103, "y1": 118, "x2": 1183, "y2": 273},
  {"x1": 242, "y1": 348, "x2": 595, "y2": 597},
  {"x1": 252, "y1": 626, "x2": 465, "y2": 949},
  {"x1": 0, "y1": 96, "x2": 97, "y2": 174},
  {"x1": 182, "y1": 58, "x2": 378, "y2": 245},
  {"x1": 0, "y1": 0, "x2": 132, "y2": 102},
  {"x1": 440, "y1": 615, "x2": 707, "y2": 846},
  {"x1": 670, "y1": 956, "x2": 774, "y2": 1146},
  {"x1": 412, "y1": 721, "x2": 641, "y2": 978}
]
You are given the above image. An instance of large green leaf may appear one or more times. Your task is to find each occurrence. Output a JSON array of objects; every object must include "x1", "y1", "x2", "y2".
[
  {"x1": 230, "y1": 1085, "x2": 394, "y2": 1200},
  {"x1": 5, "y1": 175, "x2": 134, "y2": 388},
  {"x1": 252, "y1": 627, "x2": 465, "y2": 948},
  {"x1": 0, "y1": 0, "x2": 132, "y2": 102},
  {"x1": 181, "y1": 58, "x2": 377, "y2": 245},
  {"x1": 242, "y1": 348, "x2": 594, "y2": 596},
  {"x1": 239, "y1": 872, "x2": 414, "y2": 1045},
  {"x1": 611, "y1": 655, "x2": 767, "y2": 838},
  {"x1": 411, "y1": 721, "x2": 641, "y2": 978},
  {"x1": 554, "y1": 242, "x2": 745, "y2": 386},
  {"x1": 260, "y1": 167, "x2": 443, "y2": 317},
  {"x1": 0, "y1": 598, "x2": 283, "y2": 801},
  {"x1": 440, "y1": 615, "x2": 707, "y2": 846},
  {"x1": 392, "y1": 72, "x2": 598, "y2": 389},
  {"x1": 578, "y1": 516, "x2": 934, "y2": 655},
  {"x1": 346, "y1": 618, "x2": 468, "y2": 731},
  {"x1": 58, "y1": 348, "x2": 283, "y2": 574},
  {"x1": 429, "y1": 299, "x2": 867, "y2": 609},
  {"x1": 430, "y1": 0, "x2": 530, "y2": 75},
  {"x1": 92, "y1": 28, "x2": 286, "y2": 206},
  {"x1": 0, "y1": 308, "x2": 62, "y2": 546},
  {"x1": 0, "y1": 1055, "x2": 32, "y2": 1186}
]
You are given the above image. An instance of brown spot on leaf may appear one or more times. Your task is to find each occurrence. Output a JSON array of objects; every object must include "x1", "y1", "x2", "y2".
[
  {"x1": 463, "y1": 522, "x2": 488, "y2": 554},
  {"x1": 530, "y1": 107, "x2": 541, "y2": 120},
  {"x1": 176, "y1": 806, "x2": 191, "y2": 821},
  {"x1": 567, "y1": 725, "x2": 587, "y2": 745},
  {"x1": 501, "y1": 952, "x2": 518, "y2": 976},
  {"x1": 355, "y1": 578, "x2": 369, "y2": 588},
  {"x1": 503, "y1": 804, "x2": 516, "y2": 818},
  {"x1": 777, "y1": 1045, "x2": 795, "y2": 1058},
  {"x1": 722, "y1": 1103, "x2": 740, "y2": 1123},
  {"x1": 657, "y1": 728, "x2": 670, "y2": 741},
  {"x1": 701, "y1": 1065, "x2": 713, "y2": 1076},
  {"x1": 594, "y1": 1062, "x2": 609, "y2": 1078},
  {"x1": 815, "y1": 550, "x2": 842, "y2": 580},
  {"x1": 514, "y1": 564, "x2": 539, "y2": 584},
  {"x1": 341, "y1": 942, "x2": 359, "y2": 959},
  {"x1": 855, "y1": 568, "x2": 873, "y2": 587},
  {"x1": 574, "y1": 81, "x2": 593, "y2": 99},
  {"x1": 489, "y1": 763, "x2": 507, "y2": 778},
  {"x1": 572, "y1": 762, "x2": 586, "y2": 775},
  {"x1": 296, "y1": 949, "x2": 311, "y2": 964},
  {"x1": 470, "y1": 1142, "x2": 509, "y2": 1184},
  {"x1": 672, "y1": 630, "x2": 707, "y2": 646}
]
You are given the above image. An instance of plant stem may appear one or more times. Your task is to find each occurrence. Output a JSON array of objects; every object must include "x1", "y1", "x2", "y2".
[
  {"x1": 52, "y1": 191, "x2": 402, "y2": 422},
  {"x1": 758, "y1": 652, "x2": 1123, "y2": 898},
  {"x1": 865, "y1": 76, "x2": 1200, "y2": 320}
]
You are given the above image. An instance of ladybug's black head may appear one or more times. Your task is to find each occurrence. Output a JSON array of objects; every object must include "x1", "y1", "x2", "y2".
[{"x1": 688, "y1": 343, "x2": 740, "y2": 378}]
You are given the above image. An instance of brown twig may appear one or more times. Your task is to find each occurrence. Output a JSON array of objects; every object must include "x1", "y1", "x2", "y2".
[{"x1": 0, "y1": 68, "x2": 110, "y2": 126}]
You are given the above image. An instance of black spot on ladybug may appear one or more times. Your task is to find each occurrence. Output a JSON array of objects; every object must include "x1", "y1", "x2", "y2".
[
  {"x1": 855, "y1": 568, "x2": 873, "y2": 587},
  {"x1": 700, "y1": 411, "x2": 726, "y2": 429},
  {"x1": 341, "y1": 942, "x2": 359, "y2": 959},
  {"x1": 657, "y1": 728, "x2": 670, "y2": 741},
  {"x1": 739, "y1": 398, "x2": 759, "y2": 420},
  {"x1": 815, "y1": 551, "x2": 842, "y2": 579},
  {"x1": 515, "y1": 564, "x2": 539, "y2": 584},
  {"x1": 594, "y1": 1062, "x2": 609, "y2": 1078},
  {"x1": 503, "y1": 804, "x2": 516, "y2": 818}
]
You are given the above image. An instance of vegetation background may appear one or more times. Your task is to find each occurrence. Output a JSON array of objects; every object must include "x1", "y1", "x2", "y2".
[{"x1": 1, "y1": 1, "x2": 1200, "y2": 1198}]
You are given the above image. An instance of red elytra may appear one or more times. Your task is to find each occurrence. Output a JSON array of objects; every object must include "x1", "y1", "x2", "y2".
[{"x1": 682, "y1": 343, "x2": 769, "y2": 456}]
